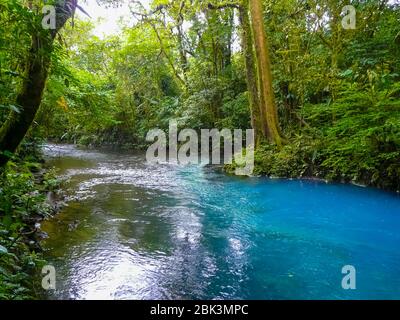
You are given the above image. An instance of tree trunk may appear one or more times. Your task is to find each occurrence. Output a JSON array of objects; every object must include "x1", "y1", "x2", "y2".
[
  {"x1": 222, "y1": 9, "x2": 234, "y2": 70},
  {"x1": 238, "y1": 2, "x2": 263, "y2": 143},
  {"x1": 249, "y1": 0, "x2": 283, "y2": 146},
  {"x1": 0, "y1": 0, "x2": 77, "y2": 166},
  {"x1": 176, "y1": 24, "x2": 189, "y2": 83}
]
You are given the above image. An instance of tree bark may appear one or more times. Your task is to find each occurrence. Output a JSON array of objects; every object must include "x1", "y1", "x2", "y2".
[
  {"x1": 238, "y1": 2, "x2": 263, "y2": 143},
  {"x1": 0, "y1": 0, "x2": 77, "y2": 166},
  {"x1": 222, "y1": 9, "x2": 234, "y2": 70},
  {"x1": 249, "y1": 0, "x2": 283, "y2": 146}
]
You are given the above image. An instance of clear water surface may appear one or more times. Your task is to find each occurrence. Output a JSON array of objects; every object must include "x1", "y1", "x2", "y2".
[{"x1": 41, "y1": 144, "x2": 400, "y2": 300}]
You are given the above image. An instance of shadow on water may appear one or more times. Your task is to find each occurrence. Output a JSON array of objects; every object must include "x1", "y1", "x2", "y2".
[{"x1": 41, "y1": 144, "x2": 400, "y2": 300}]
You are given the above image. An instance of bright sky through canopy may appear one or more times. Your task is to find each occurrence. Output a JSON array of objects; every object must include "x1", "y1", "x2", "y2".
[{"x1": 77, "y1": 0, "x2": 150, "y2": 38}]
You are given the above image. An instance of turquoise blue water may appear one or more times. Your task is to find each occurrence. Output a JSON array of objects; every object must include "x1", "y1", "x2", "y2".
[
  {"x1": 181, "y1": 170, "x2": 400, "y2": 299},
  {"x1": 43, "y1": 145, "x2": 400, "y2": 300}
]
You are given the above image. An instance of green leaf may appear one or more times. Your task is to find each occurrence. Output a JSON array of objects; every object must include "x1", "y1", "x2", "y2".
[
  {"x1": 340, "y1": 69, "x2": 353, "y2": 78},
  {"x1": 0, "y1": 245, "x2": 8, "y2": 254},
  {"x1": 9, "y1": 105, "x2": 21, "y2": 113},
  {"x1": 0, "y1": 104, "x2": 21, "y2": 113}
]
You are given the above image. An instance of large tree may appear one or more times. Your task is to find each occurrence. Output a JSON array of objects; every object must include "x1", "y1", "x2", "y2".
[
  {"x1": 248, "y1": 0, "x2": 283, "y2": 146},
  {"x1": 0, "y1": 0, "x2": 78, "y2": 166},
  {"x1": 239, "y1": 1, "x2": 263, "y2": 143}
]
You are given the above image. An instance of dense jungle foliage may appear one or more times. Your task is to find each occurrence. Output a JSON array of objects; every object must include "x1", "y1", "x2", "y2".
[{"x1": 0, "y1": 0, "x2": 399, "y2": 298}]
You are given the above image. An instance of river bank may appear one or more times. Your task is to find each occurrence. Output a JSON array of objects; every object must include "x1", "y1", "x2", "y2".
[
  {"x1": 58, "y1": 134, "x2": 400, "y2": 194},
  {"x1": 0, "y1": 145, "x2": 64, "y2": 299},
  {"x1": 228, "y1": 138, "x2": 400, "y2": 194}
]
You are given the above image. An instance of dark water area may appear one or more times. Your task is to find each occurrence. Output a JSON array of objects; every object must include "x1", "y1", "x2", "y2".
[{"x1": 41, "y1": 144, "x2": 400, "y2": 300}]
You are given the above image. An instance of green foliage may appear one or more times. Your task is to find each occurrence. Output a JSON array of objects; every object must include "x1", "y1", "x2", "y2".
[
  {"x1": 0, "y1": 149, "x2": 62, "y2": 299},
  {"x1": 304, "y1": 75, "x2": 400, "y2": 189},
  {"x1": 253, "y1": 72, "x2": 400, "y2": 191},
  {"x1": 253, "y1": 136, "x2": 317, "y2": 178},
  {"x1": 218, "y1": 92, "x2": 252, "y2": 130},
  {"x1": 0, "y1": 0, "x2": 33, "y2": 119}
]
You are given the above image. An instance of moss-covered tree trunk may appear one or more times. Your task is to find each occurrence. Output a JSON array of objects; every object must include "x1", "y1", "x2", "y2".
[
  {"x1": 239, "y1": 2, "x2": 264, "y2": 144},
  {"x1": 249, "y1": 0, "x2": 283, "y2": 146},
  {"x1": 0, "y1": 0, "x2": 77, "y2": 167}
]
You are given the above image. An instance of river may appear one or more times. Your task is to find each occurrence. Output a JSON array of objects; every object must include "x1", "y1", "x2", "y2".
[{"x1": 41, "y1": 144, "x2": 400, "y2": 299}]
